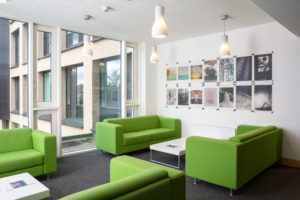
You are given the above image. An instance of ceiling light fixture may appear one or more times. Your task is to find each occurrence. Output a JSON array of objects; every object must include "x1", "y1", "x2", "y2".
[
  {"x1": 82, "y1": 15, "x2": 93, "y2": 57},
  {"x1": 152, "y1": 4, "x2": 168, "y2": 39},
  {"x1": 219, "y1": 14, "x2": 231, "y2": 58},
  {"x1": 102, "y1": 5, "x2": 110, "y2": 12},
  {"x1": 150, "y1": 43, "x2": 159, "y2": 64},
  {"x1": 0, "y1": 0, "x2": 9, "y2": 3}
]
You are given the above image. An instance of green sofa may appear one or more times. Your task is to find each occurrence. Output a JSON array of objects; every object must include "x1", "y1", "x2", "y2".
[
  {"x1": 96, "y1": 115, "x2": 181, "y2": 155},
  {"x1": 60, "y1": 155, "x2": 186, "y2": 200},
  {"x1": 0, "y1": 128, "x2": 57, "y2": 178},
  {"x1": 186, "y1": 125, "x2": 282, "y2": 193}
]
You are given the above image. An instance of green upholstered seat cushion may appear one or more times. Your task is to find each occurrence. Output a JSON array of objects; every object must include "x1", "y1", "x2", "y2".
[
  {"x1": 229, "y1": 126, "x2": 277, "y2": 142},
  {"x1": 104, "y1": 115, "x2": 160, "y2": 133},
  {"x1": 123, "y1": 128, "x2": 175, "y2": 146},
  {"x1": 0, "y1": 149, "x2": 44, "y2": 174},
  {"x1": 60, "y1": 168, "x2": 169, "y2": 200},
  {"x1": 141, "y1": 128, "x2": 175, "y2": 140},
  {"x1": 123, "y1": 132, "x2": 153, "y2": 146},
  {"x1": 0, "y1": 128, "x2": 33, "y2": 153}
]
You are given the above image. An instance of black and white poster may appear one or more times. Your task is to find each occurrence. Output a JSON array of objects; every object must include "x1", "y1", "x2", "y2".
[
  {"x1": 254, "y1": 85, "x2": 272, "y2": 111},
  {"x1": 178, "y1": 89, "x2": 189, "y2": 105},
  {"x1": 254, "y1": 54, "x2": 272, "y2": 80},
  {"x1": 236, "y1": 86, "x2": 252, "y2": 110},
  {"x1": 236, "y1": 56, "x2": 252, "y2": 81}
]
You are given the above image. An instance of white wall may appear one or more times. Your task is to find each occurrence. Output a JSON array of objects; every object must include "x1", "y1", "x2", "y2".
[{"x1": 154, "y1": 22, "x2": 300, "y2": 161}]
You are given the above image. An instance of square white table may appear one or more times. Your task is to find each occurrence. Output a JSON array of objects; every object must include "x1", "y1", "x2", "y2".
[
  {"x1": 0, "y1": 173, "x2": 50, "y2": 200},
  {"x1": 150, "y1": 137, "x2": 186, "y2": 169}
]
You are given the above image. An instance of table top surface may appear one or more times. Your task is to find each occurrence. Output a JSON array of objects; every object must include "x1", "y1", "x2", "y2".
[
  {"x1": 150, "y1": 137, "x2": 187, "y2": 156},
  {"x1": 0, "y1": 173, "x2": 50, "y2": 200}
]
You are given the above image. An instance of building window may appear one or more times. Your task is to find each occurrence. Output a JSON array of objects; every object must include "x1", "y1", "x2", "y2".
[
  {"x1": 127, "y1": 51, "x2": 133, "y2": 100},
  {"x1": 43, "y1": 71, "x2": 51, "y2": 102},
  {"x1": 66, "y1": 65, "x2": 83, "y2": 120},
  {"x1": 66, "y1": 32, "x2": 83, "y2": 48},
  {"x1": 43, "y1": 32, "x2": 51, "y2": 56},
  {"x1": 14, "y1": 77, "x2": 20, "y2": 112},
  {"x1": 13, "y1": 29, "x2": 19, "y2": 66},
  {"x1": 99, "y1": 56, "x2": 121, "y2": 121}
]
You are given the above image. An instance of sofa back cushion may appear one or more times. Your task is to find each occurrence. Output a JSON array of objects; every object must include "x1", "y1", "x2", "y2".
[
  {"x1": 229, "y1": 126, "x2": 276, "y2": 142},
  {"x1": 0, "y1": 128, "x2": 33, "y2": 153},
  {"x1": 104, "y1": 115, "x2": 160, "y2": 133},
  {"x1": 60, "y1": 168, "x2": 170, "y2": 200}
]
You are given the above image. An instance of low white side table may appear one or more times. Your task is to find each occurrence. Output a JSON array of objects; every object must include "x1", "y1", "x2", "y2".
[
  {"x1": 150, "y1": 137, "x2": 186, "y2": 169},
  {"x1": 0, "y1": 172, "x2": 50, "y2": 200}
]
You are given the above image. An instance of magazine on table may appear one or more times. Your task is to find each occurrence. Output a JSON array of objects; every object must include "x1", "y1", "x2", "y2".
[{"x1": 167, "y1": 144, "x2": 179, "y2": 148}]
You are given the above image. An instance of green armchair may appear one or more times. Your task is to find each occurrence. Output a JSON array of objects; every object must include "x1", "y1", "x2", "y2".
[
  {"x1": 96, "y1": 115, "x2": 181, "y2": 155},
  {"x1": 186, "y1": 125, "x2": 282, "y2": 193},
  {"x1": 0, "y1": 128, "x2": 57, "y2": 178},
  {"x1": 60, "y1": 155, "x2": 186, "y2": 200}
]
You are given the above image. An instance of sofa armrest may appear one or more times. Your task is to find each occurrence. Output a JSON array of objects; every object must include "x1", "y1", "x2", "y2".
[
  {"x1": 96, "y1": 122, "x2": 124, "y2": 155},
  {"x1": 32, "y1": 130, "x2": 57, "y2": 174},
  {"x1": 186, "y1": 136, "x2": 239, "y2": 190},
  {"x1": 159, "y1": 117, "x2": 181, "y2": 138}
]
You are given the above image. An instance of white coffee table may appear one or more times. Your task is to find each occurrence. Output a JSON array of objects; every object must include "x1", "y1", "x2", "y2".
[
  {"x1": 0, "y1": 173, "x2": 50, "y2": 200},
  {"x1": 150, "y1": 137, "x2": 186, "y2": 169}
]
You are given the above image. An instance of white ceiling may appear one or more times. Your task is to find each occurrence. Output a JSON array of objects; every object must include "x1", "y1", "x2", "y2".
[
  {"x1": 0, "y1": 0, "x2": 274, "y2": 43},
  {"x1": 251, "y1": 0, "x2": 300, "y2": 37}
]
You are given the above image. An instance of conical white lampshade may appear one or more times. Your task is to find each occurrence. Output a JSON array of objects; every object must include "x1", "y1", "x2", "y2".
[
  {"x1": 152, "y1": 4, "x2": 168, "y2": 39},
  {"x1": 219, "y1": 34, "x2": 231, "y2": 58},
  {"x1": 82, "y1": 35, "x2": 93, "y2": 57},
  {"x1": 150, "y1": 45, "x2": 159, "y2": 64}
]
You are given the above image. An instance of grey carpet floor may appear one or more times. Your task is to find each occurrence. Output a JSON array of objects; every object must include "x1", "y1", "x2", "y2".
[{"x1": 39, "y1": 150, "x2": 300, "y2": 200}]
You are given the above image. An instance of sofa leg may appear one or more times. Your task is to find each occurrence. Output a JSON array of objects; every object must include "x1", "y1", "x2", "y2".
[
  {"x1": 229, "y1": 189, "x2": 235, "y2": 196},
  {"x1": 193, "y1": 178, "x2": 198, "y2": 185}
]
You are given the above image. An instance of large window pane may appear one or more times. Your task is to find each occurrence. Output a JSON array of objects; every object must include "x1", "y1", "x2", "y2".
[
  {"x1": 43, "y1": 71, "x2": 51, "y2": 102},
  {"x1": 98, "y1": 56, "x2": 121, "y2": 121},
  {"x1": 0, "y1": 19, "x2": 28, "y2": 130}
]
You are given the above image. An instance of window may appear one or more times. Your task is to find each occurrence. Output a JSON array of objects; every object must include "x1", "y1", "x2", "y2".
[
  {"x1": 66, "y1": 65, "x2": 83, "y2": 120},
  {"x1": 43, "y1": 71, "x2": 51, "y2": 102},
  {"x1": 43, "y1": 32, "x2": 51, "y2": 56},
  {"x1": 99, "y1": 56, "x2": 121, "y2": 121},
  {"x1": 66, "y1": 32, "x2": 83, "y2": 48},
  {"x1": 127, "y1": 51, "x2": 133, "y2": 100},
  {"x1": 13, "y1": 29, "x2": 19, "y2": 66},
  {"x1": 14, "y1": 77, "x2": 20, "y2": 112}
]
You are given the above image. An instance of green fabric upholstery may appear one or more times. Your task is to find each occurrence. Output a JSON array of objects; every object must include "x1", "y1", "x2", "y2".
[
  {"x1": 110, "y1": 156, "x2": 186, "y2": 200},
  {"x1": 60, "y1": 156, "x2": 183, "y2": 200},
  {"x1": 236, "y1": 125, "x2": 262, "y2": 135},
  {"x1": 186, "y1": 125, "x2": 282, "y2": 190},
  {"x1": 96, "y1": 115, "x2": 181, "y2": 155},
  {"x1": 145, "y1": 128, "x2": 175, "y2": 140},
  {"x1": 0, "y1": 128, "x2": 57, "y2": 178},
  {"x1": 0, "y1": 128, "x2": 33, "y2": 153},
  {"x1": 104, "y1": 115, "x2": 160, "y2": 133},
  {"x1": 123, "y1": 131, "x2": 153, "y2": 146},
  {"x1": 0, "y1": 150, "x2": 43, "y2": 174},
  {"x1": 229, "y1": 126, "x2": 276, "y2": 142},
  {"x1": 32, "y1": 130, "x2": 57, "y2": 174}
]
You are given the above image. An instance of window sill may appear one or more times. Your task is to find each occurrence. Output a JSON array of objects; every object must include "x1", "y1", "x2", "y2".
[
  {"x1": 10, "y1": 110, "x2": 20, "y2": 115},
  {"x1": 62, "y1": 118, "x2": 83, "y2": 129},
  {"x1": 38, "y1": 54, "x2": 51, "y2": 60},
  {"x1": 10, "y1": 65, "x2": 20, "y2": 69},
  {"x1": 62, "y1": 43, "x2": 84, "y2": 52}
]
